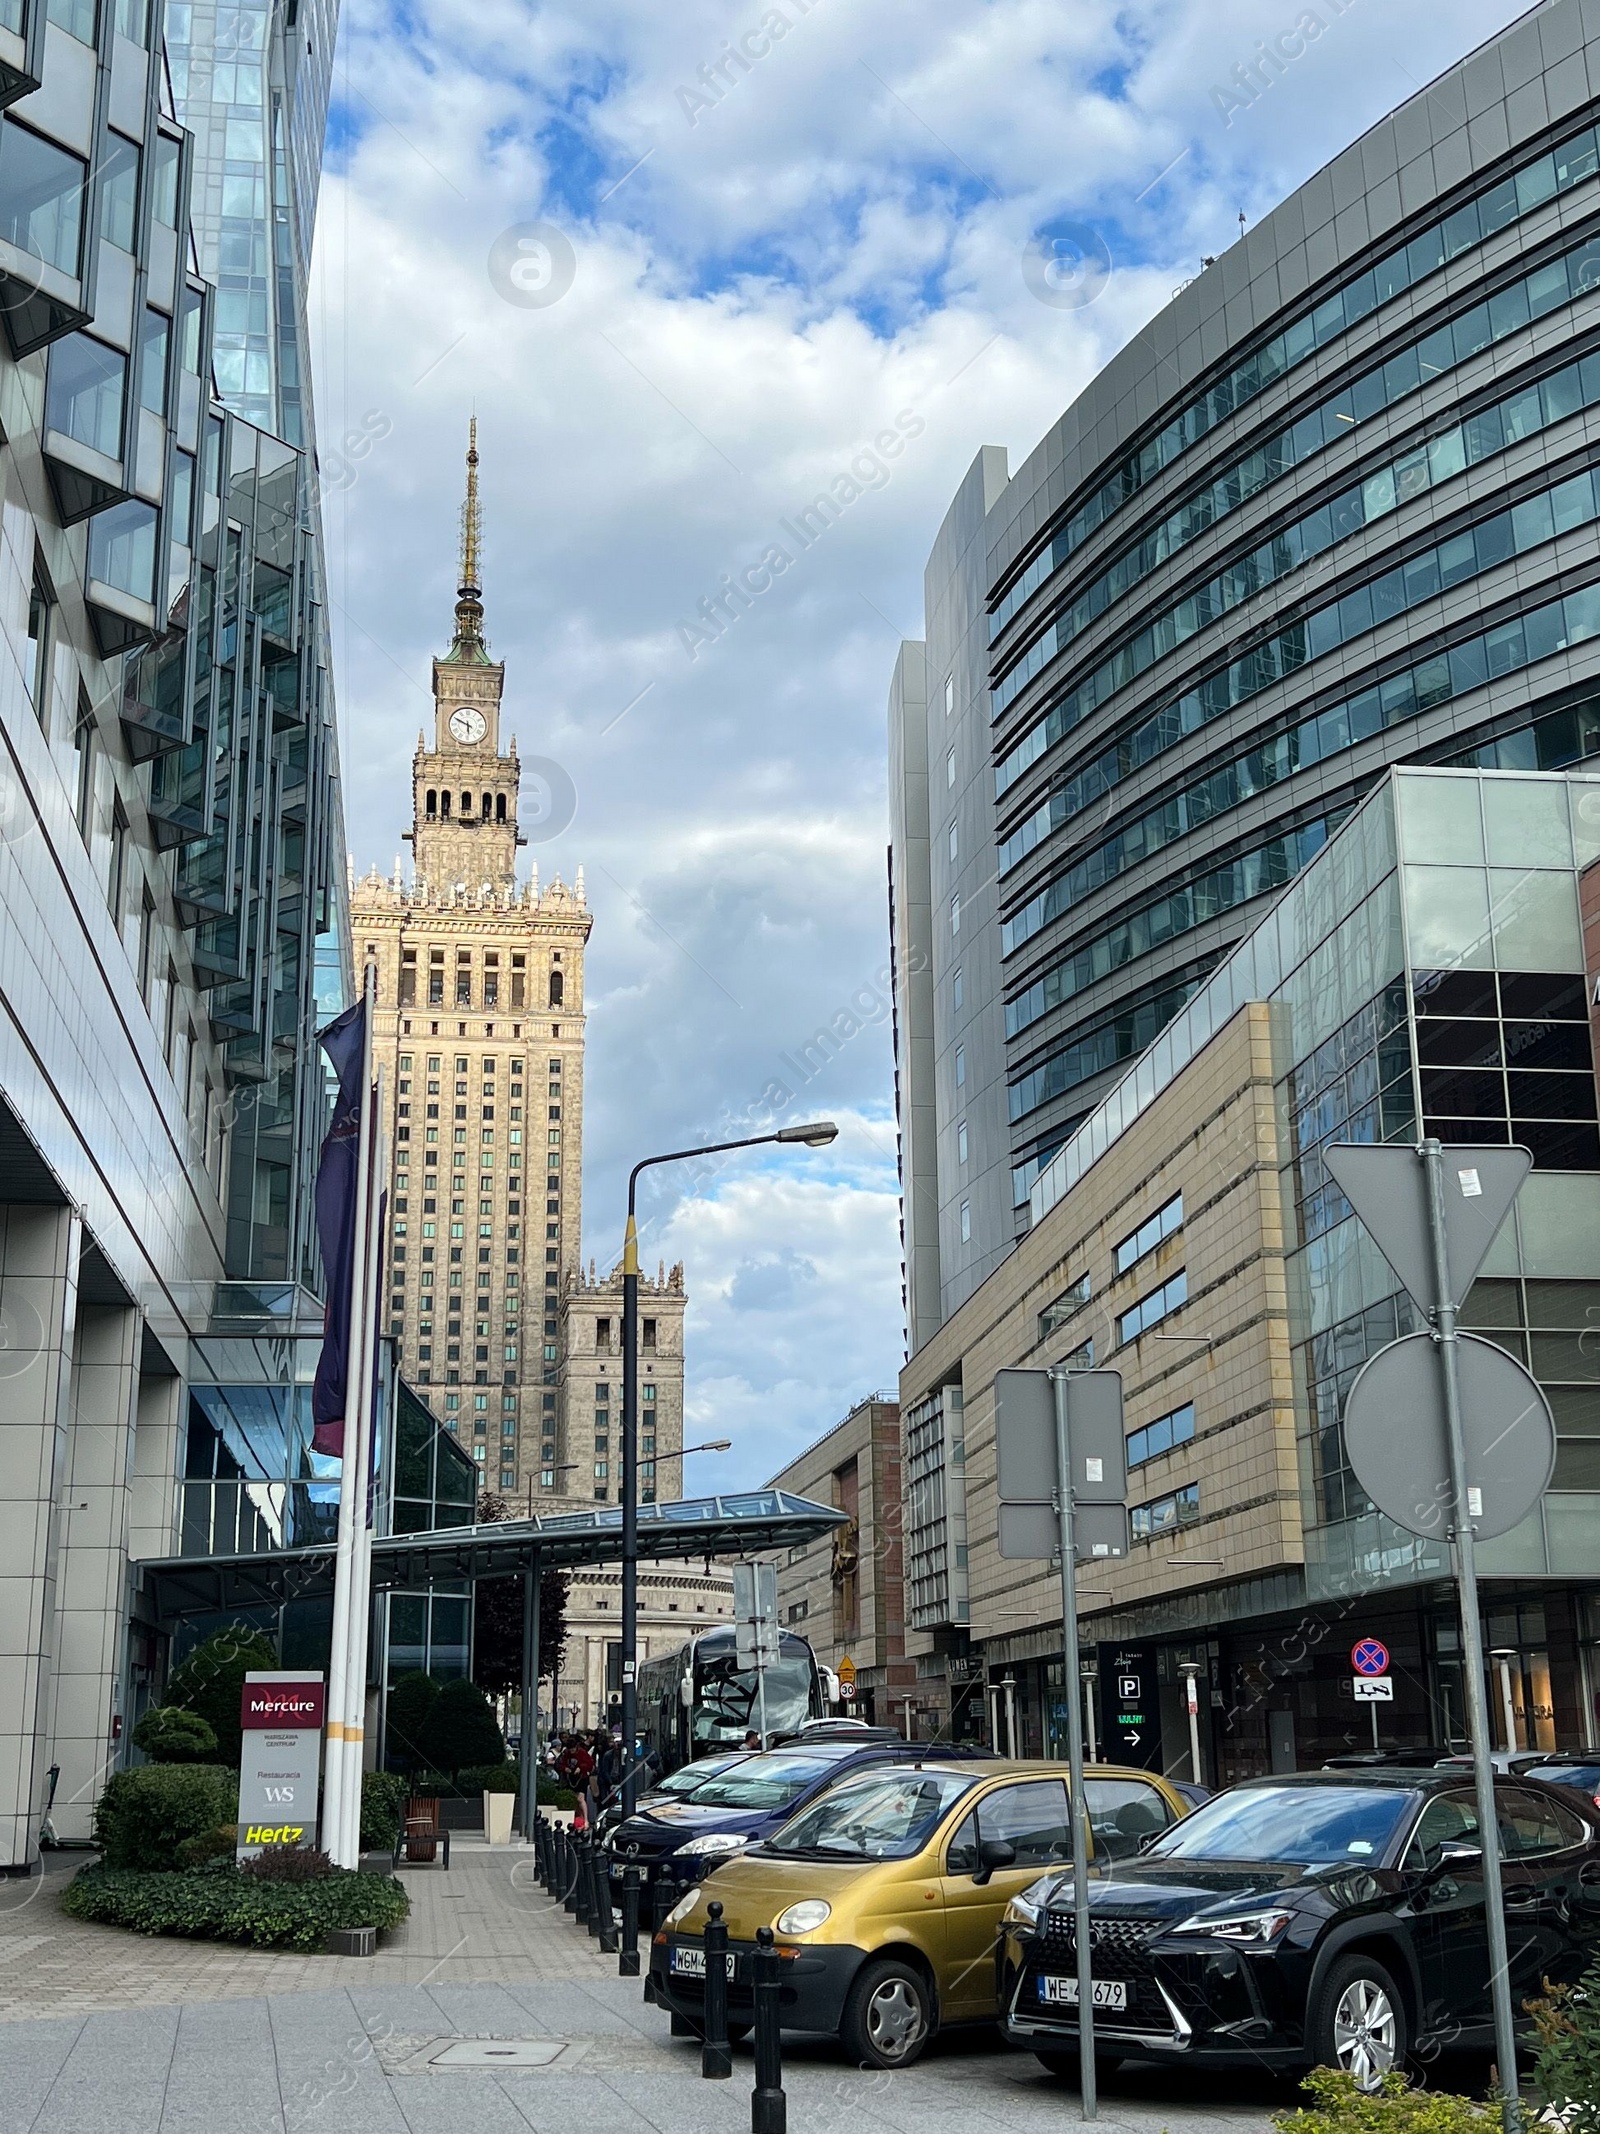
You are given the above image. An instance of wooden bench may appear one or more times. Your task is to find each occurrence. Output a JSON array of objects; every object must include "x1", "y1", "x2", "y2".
[{"x1": 393, "y1": 1794, "x2": 451, "y2": 1869}]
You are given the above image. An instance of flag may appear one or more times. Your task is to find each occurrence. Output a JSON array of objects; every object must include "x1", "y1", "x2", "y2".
[{"x1": 311, "y1": 1000, "x2": 367, "y2": 1457}]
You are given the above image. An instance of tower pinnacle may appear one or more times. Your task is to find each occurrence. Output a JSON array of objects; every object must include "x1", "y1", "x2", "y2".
[{"x1": 446, "y1": 417, "x2": 489, "y2": 663}]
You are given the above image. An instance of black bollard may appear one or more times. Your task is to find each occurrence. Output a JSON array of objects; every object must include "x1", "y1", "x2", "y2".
[
  {"x1": 701, "y1": 1899, "x2": 732, "y2": 2080},
  {"x1": 534, "y1": 1813, "x2": 547, "y2": 1887},
  {"x1": 583, "y1": 1840, "x2": 604, "y2": 1940},
  {"x1": 573, "y1": 1835, "x2": 593, "y2": 1926},
  {"x1": 619, "y1": 1863, "x2": 641, "y2": 1978},
  {"x1": 560, "y1": 1827, "x2": 577, "y2": 1914},
  {"x1": 595, "y1": 1848, "x2": 618, "y2": 1955},
  {"x1": 750, "y1": 1926, "x2": 786, "y2": 2134}
]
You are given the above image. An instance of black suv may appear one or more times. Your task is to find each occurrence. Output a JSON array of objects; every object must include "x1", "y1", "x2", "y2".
[{"x1": 1000, "y1": 1769, "x2": 1600, "y2": 2088}]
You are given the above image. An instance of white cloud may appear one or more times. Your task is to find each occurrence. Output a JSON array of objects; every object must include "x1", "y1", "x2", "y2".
[{"x1": 314, "y1": 0, "x2": 1525, "y2": 1486}]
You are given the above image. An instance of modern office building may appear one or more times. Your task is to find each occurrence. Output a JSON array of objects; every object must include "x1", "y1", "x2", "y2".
[
  {"x1": 892, "y1": 0, "x2": 1600, "y2": 1342},
  {"x1": 0, "y1": 0, "x2": 348, "y2": 1868},
  {"x1": 900, "y1": 763, "x2": 1600, "y2": 1774}
]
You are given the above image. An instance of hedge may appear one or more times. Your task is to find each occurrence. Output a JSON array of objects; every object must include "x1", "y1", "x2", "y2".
[
  {"x1": 361, "y1": 1770, "x2": 409, "y2": 1851},
  {"x1": 64, "y1": 1864, "x2": 409, "y2": 1951},
  {"x1": 92, "y1": 1765, "x2": 239, "y2": 1872}
]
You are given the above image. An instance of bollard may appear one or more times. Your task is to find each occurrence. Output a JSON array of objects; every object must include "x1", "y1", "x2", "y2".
[
  {"x1": 561, "y1": 1827, "x2": 578, "y2": 1915},
  {"x1": 619, "y1": 1863, "x2": 641, "y2": 1978},
  {"x1": 534, "y1": 1813, "x2": 548, "y2": 1887},
  {"x1": 573, "y1": 1836, "x2": 593, "y2": 1926},
  {"x1": 701, "y1": 1899, "x2": 732, "y2": 2080},
  {"x1": 751, "y1": 1925, "x2": 786, "y2": 2134},
  {"x1": 595, "y1": 1848, "x2": 618, "y2": 1955},
  {"x1": 583, "y1": 1840, "x2": 604, "y2": 1940}
]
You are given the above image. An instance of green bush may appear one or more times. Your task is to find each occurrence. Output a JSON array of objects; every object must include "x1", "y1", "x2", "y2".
[
  {"x1": 1528, "y1": 1957, "x2": 1600, "y2": 2133},
  {"x1": 93, "y1": 1765, "x2": 238, "y2": 1872},
  {"x1": 162, "y1": 1628, "x2": 279, "y2": 1769},
  {"x1": 361, "y1": 1770, "x2": 408, "y2": 1851},
  {"x1": 132, "y1": 1706, "x2": 218, "y2": 1765},
  {"x1": 173, "y1": 1823, "x2": 236, "y2": 1870},
  {"x1": 1275, "y1": 2070, "x2": 1494, "y2": 2134},
  {"x1": 417, "y1": 1677, "x2": 504, "y2": 1775},
  {"x1": 386, "y1": 1671, "x2": 441, "y2": 1767},
  {"x1": 63, "y1": 1863, "x2": 408, "y2": 1951},
  {"x1": 460, "y1": 1761, "x2": 519, "y2": 1795},
  {"x1": 536, "y1": 1776, "x2": 576, "y2": 1809},
  {"x1": 241, "y1": 1846, "x2": 334, "y2": 1883}
]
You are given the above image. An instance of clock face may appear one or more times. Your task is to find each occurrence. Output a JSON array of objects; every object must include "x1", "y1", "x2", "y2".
[{"x1": 448, "y1": 705, "x2": 487, "y2": 745}]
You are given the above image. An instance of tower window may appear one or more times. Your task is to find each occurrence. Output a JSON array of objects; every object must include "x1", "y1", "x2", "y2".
[
  {"x1": 426, "y1": 789, "x2": 437, "y2": 817},
  {"x1": 455, "y1": 953, "x2": 471, "y2": 1007},
  {"x1": 482, "y1": 791, "x2": 491, "y2": 816},
  {"x1": 460, "y1": 791, "x2": 471, "y2": 816},
  {"x1": 495, "y1": 793, "x2": 506, "y2": 821},
  {"x1": 399, "y1": 951, "x2": 416, "y2": 1008},
  {"x1": 483, "y1": 953, "x2": 499, "y2": 1007},
  {"x1": 548, "y1": 969, "x2": 564, "y2": 1007},
  {"x1": 510, "y1": 953, "x2": 526, "y2": 1007},
  {"x1": 440, "y1": 791, "x2": 451, "y2": 817}
]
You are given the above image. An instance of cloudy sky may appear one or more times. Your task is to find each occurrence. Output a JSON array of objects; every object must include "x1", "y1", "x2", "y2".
[{"x1": 311, "y1": 0, "x2": 1522, "y2": 1488}]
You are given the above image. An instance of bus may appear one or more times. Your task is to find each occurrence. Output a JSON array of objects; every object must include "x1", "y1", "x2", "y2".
[{"x1": 636, "y1": 1625, "x2": 823, "y2": 1777}]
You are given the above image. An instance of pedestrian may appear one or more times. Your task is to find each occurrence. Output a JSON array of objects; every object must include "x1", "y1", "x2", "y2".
[{"x1": 742, "y1": 1729, "x2": 762, "y2": 1751}]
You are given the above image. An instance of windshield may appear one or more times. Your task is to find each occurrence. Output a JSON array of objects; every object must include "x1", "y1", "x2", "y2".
[
  {"x1": 1534, "y1": 1764, "x2": 1600, "y2": 1788},
  {"x1": 694, "y1": 1648, "x2": 814, "y2": 1746},
  {"x1": 656, "y1": 1755, "x2": 745, "y2": 1798},
  {"x1": 1146, "y1": 1786, "x2": 1418, "y2": 1867},
  {"x1": 675, "y1": 1751, "x2": 848, "y2": 1812},
  {"x1": 766, "y1": 1769, "x2": 977, "y2": 1859}
]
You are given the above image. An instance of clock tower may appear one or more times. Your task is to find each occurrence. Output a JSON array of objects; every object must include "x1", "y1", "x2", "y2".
[{"x1": 408, "y1": 419, "x2": 522, "y2": 889}]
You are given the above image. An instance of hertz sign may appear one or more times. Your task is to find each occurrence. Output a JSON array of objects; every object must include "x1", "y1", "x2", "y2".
[{"x1": 237, "y1": 1671, "x2": 326, "y2": 1859}]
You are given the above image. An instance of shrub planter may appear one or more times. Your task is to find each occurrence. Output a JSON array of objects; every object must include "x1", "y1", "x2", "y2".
[
  {"x1": 483, "y1": 1790, "x2": 514, "y2": 1845},
  {"x1": 63, "y1": 1863, "x2": 409, "y2": 1952},
  {"x1": 326, "y1": 1924, "x2": 377, "y2": 1957}
]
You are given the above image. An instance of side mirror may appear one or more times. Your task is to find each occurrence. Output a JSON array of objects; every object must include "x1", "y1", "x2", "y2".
[
  {"x1": 1438, "y1": 1840, "x2": 1483, "y2": 1866},
  {"x1": 973, "y1": 1837, "x2": 1017, "y2": 1885}
]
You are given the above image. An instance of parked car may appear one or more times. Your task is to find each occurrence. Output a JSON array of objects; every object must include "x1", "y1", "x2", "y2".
[
  {"x1": 999, "y1": 1768, "x2": 1600, "y2": 2090},
  {"x1": 649, "y1": 1757, "x2": 1193, "y2": 2067},
  {"x1": 592, "y1": 1749, "x2": 752, "y2": 1845},
  {"x1": 1523, "y1": 1756, "x2": 1600, "y2": 1811},
  {"x1": 611, "y1": 1737, "x2": 988, "y2": 1912}
]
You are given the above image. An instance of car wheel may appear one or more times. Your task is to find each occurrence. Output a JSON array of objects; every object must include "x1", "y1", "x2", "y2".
[
  {"x1": 1310, "y1": 1954, "x2": 1408, "y2": 2093},
  {"x1": 841, "y1": 1957, "x2": 933, "y2": 2069}
]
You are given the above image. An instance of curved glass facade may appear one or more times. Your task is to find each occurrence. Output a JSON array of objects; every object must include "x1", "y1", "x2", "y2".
[{"x1": 891, "y1": 4, "x2": 1600, "y2": 1339}]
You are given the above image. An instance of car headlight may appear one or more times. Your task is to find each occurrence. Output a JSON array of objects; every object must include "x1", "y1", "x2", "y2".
[
  {"x1": 1168, "y1": 1907, "x2": 1293, "y2": 1944},
  {"x1": 1002, "y1": 1875, "x2": 1062, "y2": 1932},
  {"x1": 775, "y1": 1899, "x2": 831, "y2": 1934},
  {"x1": 675, "y1": 1832, "x2": 751, "y2": 1857},
  {"x1": 663, "y1": 1886, "x2": 702, "y2": 1926}
]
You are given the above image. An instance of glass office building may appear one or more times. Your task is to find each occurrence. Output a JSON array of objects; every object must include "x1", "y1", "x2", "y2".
[{"x1": 892, "y1": 0, "x2": 1600, "y2": 1344}]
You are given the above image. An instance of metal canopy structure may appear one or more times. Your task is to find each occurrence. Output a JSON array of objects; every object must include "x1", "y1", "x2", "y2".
[{"x1": 136, "y1": 1488, "x2": 847, "y2": 1622}]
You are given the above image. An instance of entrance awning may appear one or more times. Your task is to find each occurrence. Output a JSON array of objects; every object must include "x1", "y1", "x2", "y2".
[{"x1": 136, "y1": 1487, "x2": 846, "y2": 1621}]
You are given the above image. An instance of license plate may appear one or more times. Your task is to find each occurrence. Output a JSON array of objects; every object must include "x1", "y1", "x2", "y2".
[
  {"x1": 670, "y1": 1947, "x2": 707, "y2": 1978},
  {"x1": 1038, "y1": 1975, "x2": 1127, "y2": 2011}
]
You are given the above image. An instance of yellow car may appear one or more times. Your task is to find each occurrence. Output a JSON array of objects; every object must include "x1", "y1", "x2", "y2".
[{"x1": 648, "y1": 1756, "x2": 1192, "y2": 2068}]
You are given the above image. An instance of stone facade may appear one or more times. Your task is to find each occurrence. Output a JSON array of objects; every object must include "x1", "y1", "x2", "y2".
[
  {"x1": 558, "y1": 1260, "x2": 686, "y2": 1505},
  {"x1": 768, "y1": 1396, "x2": 917, "y2": 1728}
]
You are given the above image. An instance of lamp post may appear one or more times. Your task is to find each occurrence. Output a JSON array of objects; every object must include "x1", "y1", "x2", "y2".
[
  {"x1": 620, "y1": 1121, "x2": 838, "y2": 1817},
  {"x1": 647, "y1": 1438, "x2": 733, "y2": 1498}
]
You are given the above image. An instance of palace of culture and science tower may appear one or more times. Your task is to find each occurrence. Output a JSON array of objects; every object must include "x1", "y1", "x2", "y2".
[{"x1": 349, "y1": 428, "x2": 689, "y2": 1526}]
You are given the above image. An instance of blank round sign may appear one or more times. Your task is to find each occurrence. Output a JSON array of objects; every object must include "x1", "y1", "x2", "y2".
[{"x1": 1341, "y1": 1331, "x2": 1555, "y2": 1542}]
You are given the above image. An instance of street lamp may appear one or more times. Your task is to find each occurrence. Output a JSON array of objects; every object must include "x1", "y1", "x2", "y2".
[
  {"x1": 648, "y1": 1438, "x2": 733, "y2": 1495},
  {"x1": 619, "y1": 1120, "x2": 838, "y2": 1821}
]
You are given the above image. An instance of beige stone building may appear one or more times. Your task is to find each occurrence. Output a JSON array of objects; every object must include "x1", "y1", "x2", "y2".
[
  {"x1": 768, "y1": 1396, "x2": 919, "y2": 1728},
  {"x1": 552, "y1": 1562, "x2": 735, "y2": 1731},
  {"x1": 900, "y1": 1002, "x2": 1301, "y2": 1779}
]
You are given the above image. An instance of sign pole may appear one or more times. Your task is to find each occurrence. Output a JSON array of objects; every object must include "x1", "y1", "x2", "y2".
[
  {"x1": 1050, "y1": 1368, "x2": 1096, "y2": 2123},
  {"x1": 1423, "y1": 1140, "x2": 1519, "y2": 2131}
]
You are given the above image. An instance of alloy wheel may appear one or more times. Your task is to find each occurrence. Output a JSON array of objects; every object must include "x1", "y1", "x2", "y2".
[
  {"x1": 1331, "y1": 1977, "x2": 1398, "y2": 2091},
  {"x1": 865, "y1": 1976, "x2": 926, "y2": 2061}
]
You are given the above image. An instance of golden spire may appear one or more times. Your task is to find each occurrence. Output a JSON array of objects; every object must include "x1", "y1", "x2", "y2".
[{"x1": 446, "y1": 417, "x2": 488, "y2": 663}]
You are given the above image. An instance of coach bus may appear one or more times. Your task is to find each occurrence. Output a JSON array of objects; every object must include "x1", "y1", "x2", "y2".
[{"x1": 635, "y1": 1625, "x2": 823, "y2": 1776}]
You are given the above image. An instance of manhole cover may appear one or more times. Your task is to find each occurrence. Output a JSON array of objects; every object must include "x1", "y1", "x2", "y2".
[{"x1": 428, "y1": 2039, "x2": 569, "y2": 2069}]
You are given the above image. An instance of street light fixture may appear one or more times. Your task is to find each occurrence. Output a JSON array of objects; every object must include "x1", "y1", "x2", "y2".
[{"x1": 619, "y1": 1121, "x2": 838, "y2": 1824}]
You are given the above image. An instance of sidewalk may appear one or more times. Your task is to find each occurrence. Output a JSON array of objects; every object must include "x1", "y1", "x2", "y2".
[{"x1": 0, "y1": 1845, "x2": 1282, "y2": 2134}]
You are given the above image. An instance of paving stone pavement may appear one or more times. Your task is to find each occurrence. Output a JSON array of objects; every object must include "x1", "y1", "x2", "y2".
[{"x1": 0, "y1": 1845, "x2": 1285, "y2": 2133}]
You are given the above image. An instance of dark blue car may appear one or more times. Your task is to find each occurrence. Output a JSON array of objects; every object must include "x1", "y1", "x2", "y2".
[{"x1": 607, "y1": 1738, "x2": 989, "y2": 1912}]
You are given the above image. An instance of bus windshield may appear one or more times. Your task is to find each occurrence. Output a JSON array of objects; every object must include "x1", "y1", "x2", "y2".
[{"x1": 694, "y1": 1646, "x2": 814, "y2": 1746}]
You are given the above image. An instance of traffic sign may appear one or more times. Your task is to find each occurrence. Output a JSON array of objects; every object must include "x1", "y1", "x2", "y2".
[
  {"x1": 996, "y1": 1369, "x2": 1127, "y2": 1504},
  {"x1": 1353, "y1": 1677, "x2": 1394, "y2": 1703},
  {"x1": 999, "y1": 1500, "x2": 1129, "y2": 1562},
  {"x1": 1352, "y1": 1639, "x2": 1390, "y2": 1676},
  {"x1": 837, "y1": 1656, "x2": 856, "y2": 1690},
  {"x1": 1342, "y1": 1331, "x2": 1556, "y2": 1541},
  {"x1": 1322, "y1": 1143, "x2": 1529, "y2": 1315}
]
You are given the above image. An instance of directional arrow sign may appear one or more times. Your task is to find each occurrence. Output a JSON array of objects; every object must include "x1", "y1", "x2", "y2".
[
  {"x1": 1342, "y1": 1329, "x2": 1556, "y2": 1541},
  {"x1": 1322, "y1": 1143, "x2": 1529, "y2": 1314}
]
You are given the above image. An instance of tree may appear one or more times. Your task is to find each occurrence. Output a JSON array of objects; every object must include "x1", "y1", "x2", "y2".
[
  {"x1": 386, "y1": 1671, "x2": 441, "y2": 1768},
  {"x1": 471, "y1": 1491, "x2": 569, "y2": 1698},
  {"x1": 131, "y1": 1705, "x2": 218, "y2": 1764},
  {"x1": 417, "y1": 1675, "x2": 505, "y2": 1774},
  {"x1": 162, "y1": 1625, "x2": 279, "y2": 1768}
]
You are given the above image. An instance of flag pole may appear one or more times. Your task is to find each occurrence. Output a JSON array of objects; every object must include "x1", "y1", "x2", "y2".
[
  {"x1": 325, "y1": 964, "x2": 376, "y2": 1867},
  {"x1": 339, "y1": 1060, "x2": 387, "y2": 1863}
]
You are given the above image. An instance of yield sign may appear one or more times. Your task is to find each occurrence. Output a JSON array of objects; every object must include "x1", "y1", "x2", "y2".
[{"x1": 1322, "y1": 1143, "x2": 1529, "y2": 1314}]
